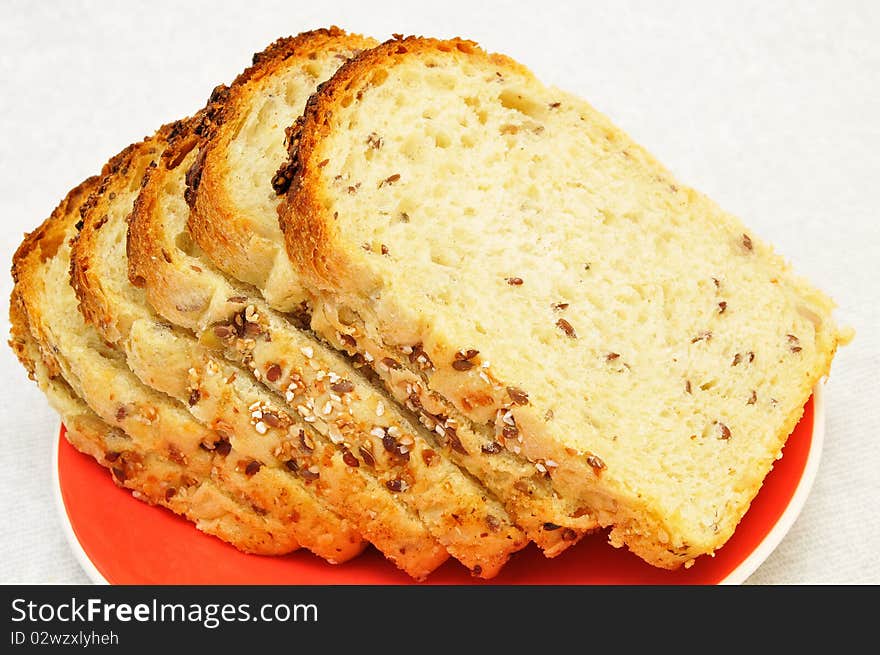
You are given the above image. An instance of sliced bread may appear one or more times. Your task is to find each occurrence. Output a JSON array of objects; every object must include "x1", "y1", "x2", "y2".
[
  {"x1": 10, "y1": 175, "x2": 337, "y2": 557},
  {"x1": 277, "y1": 36, "x2": 851, "y2": 568},
  {"x1": 185, "y1": 31, "x2": 594, "y2": 555},
  {"x1": 188, "y1": 28, "x2": 376, "y2": 310},
  {"x1": 70, "y1": 123, "x2": 454, "y2": 578},
  {"x1": 9, "y1": 292, "x2": 294, "y2": 554},
  {"x1": 127, "y1": 112, "x2": 526, "y2": 577}
]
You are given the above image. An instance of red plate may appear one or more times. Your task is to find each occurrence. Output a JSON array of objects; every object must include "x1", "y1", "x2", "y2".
[{"x1": 54, "y1": 388, "x2": 822, "y2": 584}]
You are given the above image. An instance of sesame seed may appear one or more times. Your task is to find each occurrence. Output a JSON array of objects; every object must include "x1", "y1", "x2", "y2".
[
  {"x1": 254, "y1": 421, "x2": 268, "y2": 434},
  {"x1": 328, "y1": 424, "x2": 344, "y2": 444},
  {"x1": 300, "y1": 346, "x2": 314, "y2": 359},
  {"x1": 376, "y1": 401, "x2": 385, "y2": 417}
]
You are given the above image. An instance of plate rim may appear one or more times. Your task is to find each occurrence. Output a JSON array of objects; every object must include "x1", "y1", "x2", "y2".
[
  {"x1": 718, "y1": 382, "x2": 825, "y2": 584},
  {"x1": 53, "y1": 384, "x2": 825, "y2": 586},
  {"x1": 51, "y1": 432, "x2": 109, "y2": 585}
]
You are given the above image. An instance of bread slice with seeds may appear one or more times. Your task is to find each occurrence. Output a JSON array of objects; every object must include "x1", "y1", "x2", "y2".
[
  {"x1": 277, "y1": 36, "x2": 851, "y2": 568},
  {"x1": 187, "y1": 28, "x2": 376, "y2": 311},
  {"x1": 73, "y1": 119, "x2": 474, "y2": 580},
  {"x1": 184, "y1": 30, "x2": 594, "y2": 555},
  {"x1": 10, "y1": 292, "x2": 296, "y2": 554},
  {"x1": 125, "y1": 110, "x2": 526, "y2": 578},
  {"x1": 9, "y1": 180, "x2": 344, "y2": 557}
]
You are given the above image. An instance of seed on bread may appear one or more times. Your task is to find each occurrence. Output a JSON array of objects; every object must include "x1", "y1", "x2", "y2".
[{"x1": 556, "y1": 318, "x2": 577, "y2": 338}]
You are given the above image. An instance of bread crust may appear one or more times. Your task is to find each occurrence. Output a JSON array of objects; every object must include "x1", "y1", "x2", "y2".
[
  {"x1": 187, "y1": 28, "x2": 377, "y2": 310},
  {"x1": 70, "y1": 129, "x2": 172, "y2": 343}
]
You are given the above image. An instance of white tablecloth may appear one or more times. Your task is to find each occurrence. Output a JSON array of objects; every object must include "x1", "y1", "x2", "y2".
[{"x1": 1, "y1": 0, "x2": 877, "y2": 584}]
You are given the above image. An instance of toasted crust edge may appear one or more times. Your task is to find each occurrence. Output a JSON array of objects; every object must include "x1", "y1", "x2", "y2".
[
  {"x1": 186, "y1": 28, "x2": 378, "y2": 292},
  {"x1": 70, "y1": 125, "x2": 180, "y2": 344}
]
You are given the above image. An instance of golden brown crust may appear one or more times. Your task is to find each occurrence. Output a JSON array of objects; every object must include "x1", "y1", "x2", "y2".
[
  {"x1": 11, "y1": 177, "x2": 102, "y2": 359},
  {"x1": 13, "y1": 155, "x2": 373, "y2": 562},
  {"x1": 70, "y1": 127, "x2": 176, "y2": 343},
  {"x1": 186, "y1": 28, "x2": 377, "y2": 295},
  {"x1": 126, "y1": 115, "x2": 215, "y2": 328}
]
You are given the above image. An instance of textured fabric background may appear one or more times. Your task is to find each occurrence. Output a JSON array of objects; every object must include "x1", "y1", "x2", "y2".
[{"x1": 1, "y1": 0, "x2": 877, "y2": 584}]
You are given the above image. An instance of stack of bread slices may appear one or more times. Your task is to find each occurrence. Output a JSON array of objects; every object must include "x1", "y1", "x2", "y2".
[{"x1": 9, "y1": 27, "x2": 850, "y2": 579}]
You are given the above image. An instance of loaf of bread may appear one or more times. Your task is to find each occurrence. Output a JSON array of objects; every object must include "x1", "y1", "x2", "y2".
[
  {"x1": 185, "y1": 30, "x2": 593, "y2": 556},
  {"x1": 8, "y1": 28, "x2": 848, "y2": 578},
  {"x1": 276, "y1": 36, "x2": 850, "y2": 568}
]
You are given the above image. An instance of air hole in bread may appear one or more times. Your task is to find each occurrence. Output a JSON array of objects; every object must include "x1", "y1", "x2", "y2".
[{"x1": 175, "y1": 231, "x2": 198, "y2": 257}]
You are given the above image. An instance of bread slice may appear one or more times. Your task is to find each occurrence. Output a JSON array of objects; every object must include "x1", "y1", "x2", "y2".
[
  {"x1": 69, "y1": 123, "x2": 457, "y2": 579},
  {"x1": 185, "y1": 31, "x2": 595, "y2": 555},
  {"x1": 126, "y1": 113, "x2": 526, "y2": 578},
  {"x1": 9, "y1": 291, "x2": 296, "y2": 554},
  {"x1": 188, "y1": 28, "x2": 376, "y2": 311},
  {"x1": 276, "y1": 36, "x2": 851, "y2": 568},
  {"x1": 9, "y1": 179, "x2": 339, "y2": 557}
]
